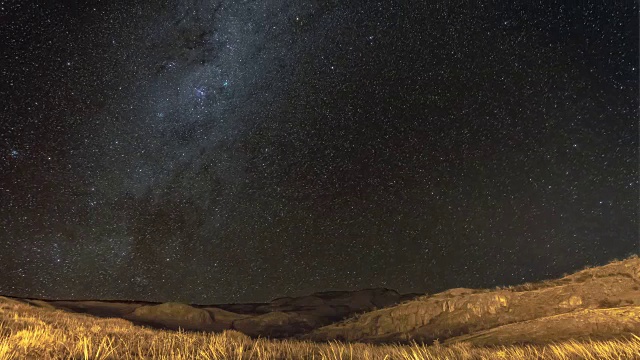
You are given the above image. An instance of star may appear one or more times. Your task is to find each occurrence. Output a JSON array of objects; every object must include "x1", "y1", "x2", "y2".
[
  {"x1": 0, "y1": 0, "x2": 636, "y2": 305},
  {"x1": 195, "y1": 87, "x2": 207, "y2": 99}
]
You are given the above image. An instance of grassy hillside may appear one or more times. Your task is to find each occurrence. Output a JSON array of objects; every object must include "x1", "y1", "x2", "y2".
[
  {"x1": 1, "y1": 296, "x2": 639, "y2": 359},
  {"x1": 306, "y1": 256, "x2": 640, "y2": 344}
]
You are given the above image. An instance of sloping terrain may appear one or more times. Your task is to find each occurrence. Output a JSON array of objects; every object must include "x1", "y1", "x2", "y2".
[
  {"x1": 10, "y1": 288, "x2": 413, "y2": 338},
  {"x1": 2, "y1": 295, "x2": 639, "y2": 359},
  {"x1": 305, "y1": 257, "x2": 640, "y2": 344},
  {"x1": 3, "y1": 256, "x2": 639, "y2": 346},
  {"x1": 443, "y1": 306, "x2": 640, "y2": 346}
]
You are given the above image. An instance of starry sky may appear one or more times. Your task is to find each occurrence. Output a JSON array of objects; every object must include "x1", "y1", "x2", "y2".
[{"x1": 1, "y1": 1, "x2": 638, "y2": 304}]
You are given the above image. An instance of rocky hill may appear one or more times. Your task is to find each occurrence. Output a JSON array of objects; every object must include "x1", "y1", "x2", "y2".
[
  {"x1": 305, "y1": 256, "x2": 640, "y2": 344},
  {"x1": 4, "y1": 256, "x2": 639, "y2": 345}
]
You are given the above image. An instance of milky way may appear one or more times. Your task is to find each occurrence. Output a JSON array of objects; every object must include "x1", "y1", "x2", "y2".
[{"x1": 1, "y1": 1, "x2": 638, "y2": 303}]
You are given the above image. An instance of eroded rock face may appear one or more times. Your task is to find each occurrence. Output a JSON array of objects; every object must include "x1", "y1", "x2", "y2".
[
  {"x1": 444, "y1": 306, "x2": 640, "y2": 346},
  {"x1": 306, "y1": 257, "x2": 640, "y2": 344},
  {"x1": 128, "y1": 302, "x2": 216, "y2": 331}
]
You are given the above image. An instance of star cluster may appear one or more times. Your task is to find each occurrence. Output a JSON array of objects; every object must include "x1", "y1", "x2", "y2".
[{"x1": 0, "y1": 1, "x2": 637, "y2": 303}]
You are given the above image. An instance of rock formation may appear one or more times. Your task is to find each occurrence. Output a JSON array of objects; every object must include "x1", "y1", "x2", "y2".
[
  {"x1": 444, "y1": 306, "x2": 640, "y2": 346},
  {"x1": 305, "y1": 257, "x2": 640, "y2": 344}
]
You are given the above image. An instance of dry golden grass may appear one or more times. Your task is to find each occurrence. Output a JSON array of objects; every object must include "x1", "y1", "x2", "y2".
[{"x1": 1, "y1": 298, "x2": 639, "y2": 359}]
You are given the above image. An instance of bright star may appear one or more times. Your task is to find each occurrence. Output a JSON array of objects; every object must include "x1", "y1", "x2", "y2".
[{"x1": 195, "y1": 87, "x2": 207, "y2": 98}]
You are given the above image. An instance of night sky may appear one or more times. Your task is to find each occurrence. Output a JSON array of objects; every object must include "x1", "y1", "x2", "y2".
[{"x1": 1, "y1": 1, "x2": 638, "y2": 304}]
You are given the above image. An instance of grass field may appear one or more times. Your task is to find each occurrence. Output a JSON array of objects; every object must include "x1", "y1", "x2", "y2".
[{"x1": 1, "y1": 297, "x2": 639, "y2": 359}]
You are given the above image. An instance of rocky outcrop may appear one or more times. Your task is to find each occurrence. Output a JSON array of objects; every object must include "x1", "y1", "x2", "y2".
[
  {"x1": 444, "y1": 306, "x2": 640, "y2": 346},
  {"x1": 306, "y1": 257, "x2": 640, "y2": 344}
]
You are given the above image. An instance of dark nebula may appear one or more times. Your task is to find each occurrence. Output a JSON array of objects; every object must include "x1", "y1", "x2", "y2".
[{"x1": 1, "y1": 1, "x2": 638, "y2": 303}]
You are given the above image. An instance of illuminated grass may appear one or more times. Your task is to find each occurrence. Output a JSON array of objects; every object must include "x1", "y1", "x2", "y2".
[{"x1": 1, "y1": 299, "x2": 639, "y2": 359}]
